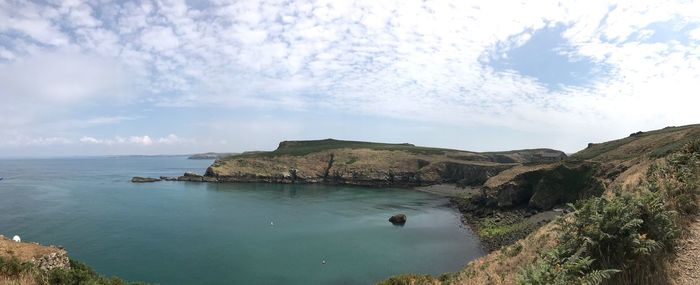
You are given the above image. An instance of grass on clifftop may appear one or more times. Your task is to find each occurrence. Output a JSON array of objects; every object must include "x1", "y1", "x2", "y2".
[
  {"x1": 235, "y1": 139, "x2": 453, "y2": 157},
  {"x1": 0, "y1": 257, "x2": 147, "y2": 285},
  {"x1": 229, "y1": 138, "x2": 565, "y2": 159},
  {"x1": 571, "y1": 124, "x2": 700, "y2": 161}
]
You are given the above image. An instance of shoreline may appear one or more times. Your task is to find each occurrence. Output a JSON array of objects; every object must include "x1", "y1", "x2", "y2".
[
  {"x1": 413, "y1": 183, "x2": 482, "y2": 198},
  {"x1": 136, "y1": 174, "x2": 555, "y2": 253},
  {"x1": 415, "y1": 183, "x2": 560, "y2": 253}
]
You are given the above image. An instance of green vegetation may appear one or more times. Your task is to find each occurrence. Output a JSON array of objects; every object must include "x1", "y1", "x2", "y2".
[
  {"x1": 0, "y1": 256, "x2": 33, "y2": 279},
  {"x1": 501, "y1": 243, "x2": 523, "y2": 258},
  {"x1": 237, "y1": 138, "x2": 451, "y2": 157},
  {"x1": 646, "y1": 139, "x2": 700, "y2": 216},
  {"x1": 377, "y1": 274, "x2": 439, "y2": 285},
  {"x1": 479, "y1": 217, "x2": 530, "y2": 239},
  {"x1": 518, "y1": 140, "x2": 699, "y2": 285},
  {"x1": 345, "y1": 156, "x2": 359, "y2": 165},
  {"x1": 571, "y1": 124, "x2": 700, "y2": 161},
  {"x1": 0, "y1": 257, "x2": 147, "y2": 285},
  {"x1": 226, "y1": 138, "x2": 564, "y2": 159}
]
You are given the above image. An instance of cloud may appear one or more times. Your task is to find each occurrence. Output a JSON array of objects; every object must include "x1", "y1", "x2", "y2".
[
  {"x1": 140, "y1": 26, "x2": 181, "y2": 51},
  {"x1": 79, "y1": 134, "x2": 191, "y2": 146},
  {"x1": 0, "y1": 0, "x2": 699, "y2": 154},
  {"x1": 0, "y1": 52, "x2": 133, "y2": 102},
  {"x1": 80, "y1": 136, "x2": 153, "y2": 146},
  {"x1": 1, "y1": 136, "x2": 73, "y2": 146}
]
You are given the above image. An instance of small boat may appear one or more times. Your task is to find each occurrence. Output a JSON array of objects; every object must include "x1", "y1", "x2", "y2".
[{"x1": 0, "y1": 177, "x2": 3, "y2": 181}]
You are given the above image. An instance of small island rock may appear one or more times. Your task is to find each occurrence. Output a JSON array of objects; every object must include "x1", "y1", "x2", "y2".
[
  {"x1": 131, "y1": 177, "x2": 161, "y2": 183},
  {"x1": 389, "y1": 214, "x2": 407, "y2": 225}
]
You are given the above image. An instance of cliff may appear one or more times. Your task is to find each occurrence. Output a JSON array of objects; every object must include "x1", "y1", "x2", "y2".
[
  {"x1": 382, "y1": 124, "x2": 700, "y2": 285},
  {"x1": 203, "y1": 139, "x2": 566, "y2": 187},
  {"x1": 0, "y1": 235, "x2": 69, "y2": 272},
  {"x1": 0, "y1": 235, "x2": 143, "y2": 284}
]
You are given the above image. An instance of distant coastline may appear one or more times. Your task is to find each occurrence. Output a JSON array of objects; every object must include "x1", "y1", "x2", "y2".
[{"x1": 187, "y1": 152, "x2": 239, "y2": 160}]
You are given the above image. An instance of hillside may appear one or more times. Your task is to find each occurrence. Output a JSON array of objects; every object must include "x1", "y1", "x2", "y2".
[
  {"x1": 572, "y1": 124, "x2": 700, "y2": 161},
  {"x1": 382, "y1": 124, "x2": 700, "y2": 285},
  {"x1": 203, "y1": 139, "x2": 566, "y2": 187},
  {"x1": 0, "y1": 236, "x2": 145, "y2": 284},
  {"x1": 477, "y1": 125, "x2": 700, "y2": 212}
]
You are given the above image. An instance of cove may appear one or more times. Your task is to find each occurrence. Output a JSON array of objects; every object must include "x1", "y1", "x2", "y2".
[{"x1": 0, "y1": 157, "x2": 483, "y2": 284}]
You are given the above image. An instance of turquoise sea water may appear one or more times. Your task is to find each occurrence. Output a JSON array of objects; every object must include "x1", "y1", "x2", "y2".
[{"x1": 0, "y1": 157, "x2": 483, "y2": 284}]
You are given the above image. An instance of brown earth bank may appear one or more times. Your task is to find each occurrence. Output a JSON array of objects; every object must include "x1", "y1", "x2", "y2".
[
  {"x1": 379, "y1": 124, "x2": 700, "y2": 285},
  {"x1": 0, "y1": 236, "x2": 69, "y2": 272}
]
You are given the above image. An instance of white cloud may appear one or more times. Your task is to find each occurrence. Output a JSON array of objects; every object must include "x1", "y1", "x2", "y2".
[
  {"x1": 689, "y1": 27, "x2": 700, "y2": 41},
  {"x1": 140, "y1": 26, "x2": 181, "y2": 51},
  {"x1": 0, "y1": 0, "x2": 699, "y2": 154},
  {"x1": 0, "y1": 52, "x2": 133, "y2": 102},
  {"x1": 79, "y1": 136, "x2": 101, "y2": 144},
  {"x1": 78, "y1": 134, "x2": 192, "y2": 146}
]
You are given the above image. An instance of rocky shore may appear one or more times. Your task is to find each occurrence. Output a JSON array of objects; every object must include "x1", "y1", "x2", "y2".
[{"x1": 0, "y1": 235, "x2": 70, "y2": 271}]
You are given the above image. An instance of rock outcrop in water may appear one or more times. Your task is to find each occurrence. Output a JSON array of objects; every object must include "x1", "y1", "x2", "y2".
[
  {"x1": 203, "y1": 139, "x2": 566, "y2": 187},
  {"x1": 389, "y1": 214, "x2": 407, "y2": 225},
  {"x1": 131, "y1": 176, "x2": 161, "y2": 183}
]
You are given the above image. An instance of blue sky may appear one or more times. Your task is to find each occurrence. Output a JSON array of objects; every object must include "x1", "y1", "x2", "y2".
[{"x1": 1, "y1": 0, "x2": 699, "y2": 157}]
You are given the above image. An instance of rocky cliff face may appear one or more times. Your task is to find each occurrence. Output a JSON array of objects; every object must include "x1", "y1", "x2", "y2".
[
  {"x1": 483, "y1": 161, "x2": 606, "y2": 210},
  {"x1": 203, "y1": 139, "x2": 566, "y2": 187},
  {"x1": 477, "y1": 125, "x2": 700, "y2": 211}
]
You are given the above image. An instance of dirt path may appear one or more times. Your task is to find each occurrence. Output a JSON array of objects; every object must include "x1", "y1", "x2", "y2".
[{"x1": 668, "y1": 216, "x2": 700, "y2": 284}]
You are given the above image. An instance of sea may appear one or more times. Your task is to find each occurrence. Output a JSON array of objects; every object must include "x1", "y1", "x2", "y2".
[{"x1": 0, "y1": 156, "x2": 483, "y2": 284}]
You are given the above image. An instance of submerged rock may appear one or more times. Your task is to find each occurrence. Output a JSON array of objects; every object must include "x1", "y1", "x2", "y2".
[
  {"x1": 131, "y1": 177, "x2": 161, "y2": 183},
  {"x1": 389, "y1": 214, "x2": 407, "y2": 225}
]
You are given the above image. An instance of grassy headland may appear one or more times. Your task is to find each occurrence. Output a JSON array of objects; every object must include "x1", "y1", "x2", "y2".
[
  {"x1": 0, "y1": 236, "x2": 147, "y2": 285},
  {"x1": 205, "y1": 138, "x2": 566, "y2": 187},
  {"x1": 380, "y1": 124, "x2": 700, "y2": 285}
]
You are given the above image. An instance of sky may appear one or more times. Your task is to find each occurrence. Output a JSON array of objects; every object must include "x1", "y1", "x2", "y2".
[{"x1": 0, "y1": 0, "x2": 699, "y2": 157}]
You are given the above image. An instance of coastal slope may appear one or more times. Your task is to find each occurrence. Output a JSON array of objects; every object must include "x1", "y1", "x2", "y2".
[
  {"x1": 0, "y1": 236, "x2": 144, "y2": 284},
  {"x1": 382, "y1": 124, "x2": 700, "y2": 285},
  {"x1": 204, "y1": 139, "x2": 566, "y2": 187}
]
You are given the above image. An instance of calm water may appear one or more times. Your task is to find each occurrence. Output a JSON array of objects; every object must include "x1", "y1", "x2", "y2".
[{"x1": 0, "y1": 157, "x2": 482, "y2": 284}]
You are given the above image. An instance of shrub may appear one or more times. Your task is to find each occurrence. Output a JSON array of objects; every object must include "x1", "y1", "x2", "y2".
[
  {"x1": 502, "y1": 243, "x2": 523, "y2": 258},
  {"x1": 0, "y1": 256, "x2": 35, "y2": 278},
  {"x1": 47, "y1": 260, "x2": 144, "y2": 285},
  {"x1": 518, "y1": 190, "x2": 678, "y2": 285},
  {"x1": 519, "y1": 140, "x2": 699, "y2": 285},
  {"x1": 377, "y1": 274, "x2": 438, "y2": 285},
  {"x1": 517, "y1": 247, "x2": 618, "y2": 285},
  {"x1": 646, "y1": 140, "x2": 700, "y2": 215}
]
